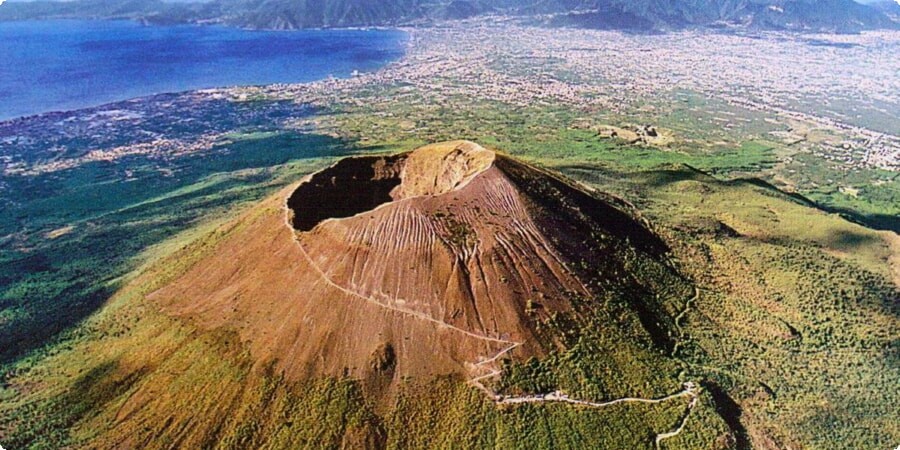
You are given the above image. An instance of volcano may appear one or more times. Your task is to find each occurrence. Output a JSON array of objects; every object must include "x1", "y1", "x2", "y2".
[
  {"x1": 151, "y1": 141, "x2": 672, "y2": 392},
  {"x1": 6, "y1": 141, "x2": 897, "y2": 449},
  {"x1": 28, "y1": 141, "x2": 706, "y2": 449}
]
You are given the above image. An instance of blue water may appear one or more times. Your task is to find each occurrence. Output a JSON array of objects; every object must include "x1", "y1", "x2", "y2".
[{"x1": 0, "y1": 20, "x2": 407, "y2": 120}]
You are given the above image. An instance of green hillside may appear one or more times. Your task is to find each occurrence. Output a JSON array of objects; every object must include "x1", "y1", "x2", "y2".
[{"x1": 1, "y1": 141, "x2": 896, "y2": 448}]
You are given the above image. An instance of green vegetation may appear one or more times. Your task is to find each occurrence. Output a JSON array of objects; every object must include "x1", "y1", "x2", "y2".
[
  {"x1": 320, "y1": 91, "x2": 897, "y2": 234},
  {"x1": 1, "y1": 86, "x2": 897, "y2": 448},
  {"x1": 562, "y1": 165, "x2": 900, "y2": 448},
  {"x1": 0, "y1": 131, "x2": 355, "y2": 363},
  {"x1": 0, "y1": 216, "x2": 717, "y2": 449}
]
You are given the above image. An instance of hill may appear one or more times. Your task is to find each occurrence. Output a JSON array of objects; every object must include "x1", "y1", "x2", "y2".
[
  {"x1": 871, "y1": 0, "x2": 900, "y2": 20},
  {"x1": 1, "y1": 141, "x2": 897, "y2": 448},
  {"x1": 211, "y1": 0, "x2": 422, "y2": 29},
  {"x1": 536, "y1": 0, "x2": 900, "y2": 32},
  {"x1": 0, "y1": 142, "x2": 724, "y2": 448},
  {"x1": 0, "y1": 0, "x2": 197, "y2": 22},
  {"x1": 1, "y1": 0, "x2": 897, "y2": 32}
]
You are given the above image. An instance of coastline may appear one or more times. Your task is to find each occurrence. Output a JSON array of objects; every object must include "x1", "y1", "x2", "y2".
[{"x1": 0, "y1": 19, "x2": 410, "y2": 122}]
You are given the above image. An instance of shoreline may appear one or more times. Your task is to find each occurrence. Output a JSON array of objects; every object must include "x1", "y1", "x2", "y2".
[{"x1": 0, "y1": 20, "x2": 411, "y2": 123}]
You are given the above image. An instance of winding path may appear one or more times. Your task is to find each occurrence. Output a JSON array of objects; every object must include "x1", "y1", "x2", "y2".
[
  {"x1": 655, "y1": 395, "x2": 700, "y2": 449},
  {"x1": 283, "y1": 200, "x2": 699, "y2": 447},
  {"x1": 671, "y1": 287, "x2": 700, "y2": 358}
]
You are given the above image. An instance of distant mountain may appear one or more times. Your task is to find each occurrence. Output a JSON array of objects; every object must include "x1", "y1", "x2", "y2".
[
  {"x1": 0, "y1": 0, "x2": 229, "y2": 26},
  {"x1": 870, "y1": 0, "x2": 900, "y2": 20},
  {"x1": 0, "y1": 0, "x2": 420, "y2": 27},
  {"x1": 436, "y1": 0, "x2": 480, "y2": 20},
  {"x1": 5, "y1": 142, "x2": 701, "y2": 448},
  {"x1": 519, "y1": 0, "x2": 899, "y2": 32},
  {"x1": 1, "y1": 0, "x2": 897, "y2": 32},
  {"x1": 210, "y1": 0, "x2": 422, "y2": 29},
  {"x1": 0, "y1": 0, "x2": 192, "y2": 21},
  {"x1": 745, "y1": 0, "x2": 897, "y2": 31}
]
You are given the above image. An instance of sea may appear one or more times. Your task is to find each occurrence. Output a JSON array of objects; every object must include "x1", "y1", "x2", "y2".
[{"x1": 0, "y1": 20, "x2": 408, "y2": 120}]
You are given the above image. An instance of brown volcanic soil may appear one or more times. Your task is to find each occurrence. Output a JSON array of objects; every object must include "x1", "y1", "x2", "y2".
[{"x1": 150, "y1": 141, "x2": 669, "y2": 390}]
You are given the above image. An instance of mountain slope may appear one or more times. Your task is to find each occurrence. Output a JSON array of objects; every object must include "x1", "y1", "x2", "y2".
[
  {"x1": 561, "y1": 162, "x2": 900, "y2": 448},
  {"x1": 535, "y1": 0, "x2": 899, "y2": 31},
  {"x1": 1, "y1": 142, "x2": 897, "y2": 448},
  {"x1": 213, "y1": 0, "x2": 422, "y2": 29},
  {"x1": 152, "y1": 141, "x2": 675, "y2": 390},
  {"x1": 1, "y1": 0, "x2": 896, "y2": 31},
  {"x1": 871, "y1": 0, "x2": 900, "y2": 20},
  {"x1": 1, "y1": 142, "x2": 725, "y2": 448}
]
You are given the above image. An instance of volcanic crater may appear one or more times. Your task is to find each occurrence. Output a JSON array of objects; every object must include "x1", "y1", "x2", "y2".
[{"x1": 287, "y1": 141, "x2": 494, "y2": 232}]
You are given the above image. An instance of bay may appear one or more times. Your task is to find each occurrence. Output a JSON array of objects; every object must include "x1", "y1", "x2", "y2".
[{"x1": 0, "y1": 20, "x2": 407, "y2": 120}]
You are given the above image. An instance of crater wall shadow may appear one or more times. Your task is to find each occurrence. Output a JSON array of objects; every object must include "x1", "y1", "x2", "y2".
[{"x1": 287, "y1": 155, "x2": 406, "y2": 232}]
